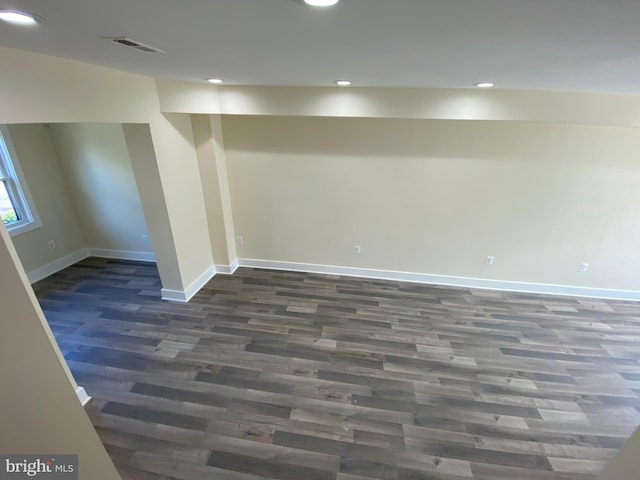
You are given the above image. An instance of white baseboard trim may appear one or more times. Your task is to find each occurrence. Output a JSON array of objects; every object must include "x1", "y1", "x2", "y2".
[
  {"x1": 28, "y1": 249, "x2": 91, "y2": 284},
  {"x1": 230, "y1": 259, "x2": 239, "y2": 274},
  {"x1": 75, "y1": 386, "x2": 91, "y2": 406},
  {"x1": 216, "y1": 259, "x2": 240, "y2": 275},
  {"x1": 215, "y1": 264, "x2": 232, "y2": 274},
  {"x1": 160, "y1": 288, "x2": 187, "y2": 302},
  {"x1": 27, "y1": 248, "x2": 156, "y2": 284},
  {"x1": 161, "y1": 265, "x2": 216, "y2": 302},
  {"x1": 237, "y1": 258, "x2": 640, "y2": 302},
  {"x1": 89, "y1": 248, "x2": 155, "y2": 262}
]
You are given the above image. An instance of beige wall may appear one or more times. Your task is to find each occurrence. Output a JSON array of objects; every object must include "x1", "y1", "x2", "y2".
[
  {"x1": 209, "y1": 115, "x2": 238, "y2": 265},
  {"x1": 158, "y1": 80, "x2": 640, "y2": 129},
  {"x1": 0, "y1": 48, "x2": 158, "y2": 125},
  {"x1": 7, "y1": 124, "x2": 87, "y2": 273},
  {"x1": 192, "y1": 115, "x2": 228, "y2": 265},
  {"x1": 191, "y1": 114, "x2": 237, "y2": 267},
  {"x1": 148, "y1": 113, "x2": 214, "y2": 289},
  {"x1": 122, "y1": 123, "x2": 183, "y2": 289},
  {"x1": 49, "y1": 123, "x2": 152, "y2": 254},
  {"x1": 0, "y1": 46, "x2": 215, "y2": 296},
  {"x1": 0, "y1": 223, "x2": 121, "y2": 479},
  {"x1": 224, "y1": 116, "x2": 640, "y2": 291}
]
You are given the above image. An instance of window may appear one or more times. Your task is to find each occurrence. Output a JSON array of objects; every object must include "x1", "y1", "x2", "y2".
[{"x1": 0, "y1": 126, "x2": 41, "y2": 235}]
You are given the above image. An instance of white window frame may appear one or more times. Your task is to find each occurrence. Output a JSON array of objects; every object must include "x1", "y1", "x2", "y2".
[{"x1": 0, "y1": 125, "x2": 42, "y2": 236}]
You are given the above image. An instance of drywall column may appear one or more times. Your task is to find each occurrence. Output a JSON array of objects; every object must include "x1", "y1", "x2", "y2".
[
  {"x1": 146, "y1": 113, "x2": 215, "y2": 300},
  {"x1": 191, "y1": 115, "x2": 227, "y2": 265},
  {"x1": 0, "y1": 223, "x2": 121, "y2": 479},
  {"x1": 122, "y1": 123, "x2": 183, "y2": 293},
  {"x1": 209, "y1": 115, "x2": 238, "y2": 266},
  {"x1": 191, "y1": 115, "x2": 237, "y2": 269}
]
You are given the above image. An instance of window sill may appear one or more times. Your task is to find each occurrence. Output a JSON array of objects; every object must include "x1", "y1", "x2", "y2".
[{"x1": 7, "y1": 218, "x2": 43, "y2": 237}]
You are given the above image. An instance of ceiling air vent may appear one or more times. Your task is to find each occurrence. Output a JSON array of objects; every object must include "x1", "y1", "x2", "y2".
[{"x1": 109, "y1": 37, "x2": 166, "y2": 54}]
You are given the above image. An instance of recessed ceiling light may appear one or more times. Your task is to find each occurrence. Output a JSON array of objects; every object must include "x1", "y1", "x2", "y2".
[
  {"x1": 474, "y1": 82, "x2": 495, "y2": 88},
  {"x1": 304, "y1": 0, "x2": 340, "y2": 6},
  {"x1": 206, "y1": 78, "x2": 223, "y2": 84},
  {"x1": 0, "y1": 9, "x2": 37, "y2": 25},
  {"x1": 335, "y1": 80, "x2": 351, "y2": 86}
]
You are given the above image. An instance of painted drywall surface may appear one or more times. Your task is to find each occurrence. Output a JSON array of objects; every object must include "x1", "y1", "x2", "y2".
[
  {"x1": 122, "y1": 123, "x2": 183, "y2": 290},
  {"x1": 224, "y1": 115, "x2": 640, "y2": 291},
  {"x1": 0, "y1": 47, "x2": 158, "y2": 124},
  {"x1": 4, "y1": 44, "x2": 640, "y2": 292},
  {"x1": 0, "y1": 46, "x2": 217, "y2": 296},
  {"x1": 148, "y1": 113, "x2": 214, "y2": 288},
  {"x1": 598, "y1": 426, "x2": 640, "y2": 479},
  {"x1": 7, "y1": 124, "x2": 87, "y2": 272},
  {"x1": 209, "y1": 115, "x2": 238, "y2": 263},
  {"x1": 216, "y1": 86, "x2": 640, "y2": 127},
  {"x1": 157, "y1": 79, "x2": 221, "y2": 114},
  {"x1": 157, "y1": 79, "x2": 640, "y2": 128},
  {"x1": 191, "y1": 115, "x2": 229, "y2": 265},
  {"x1": 0, "y1": 223, "x2": 121, "y2": 479},
  {"x1": 49, "y1": 123, "x2": 152, "y2": 254}
]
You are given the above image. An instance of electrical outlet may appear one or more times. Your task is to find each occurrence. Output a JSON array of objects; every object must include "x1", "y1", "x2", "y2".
[
  {"x1": 237, "y1": 236, "x2": 244, "y2": 246},
  {"x1": 485, "y1": 255, "x2": 494, "y2": 265},
  {"x1": 579, "y1": 262, "x2": 590, "y2": 272},
  {"x1": 48, "y1": 240, "x2": 56, "y2": 250},
  {"x1": 353, "y1": 245, "x2": 361, "y2": 255},
  {"x1": 142, "y1": 234, "x2": 149, "y2": 243}
]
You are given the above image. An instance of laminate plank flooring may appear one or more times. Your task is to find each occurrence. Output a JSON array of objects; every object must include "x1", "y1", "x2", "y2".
[{"x1": 32, "y1": 257, "x2": 640, "y2": 480}]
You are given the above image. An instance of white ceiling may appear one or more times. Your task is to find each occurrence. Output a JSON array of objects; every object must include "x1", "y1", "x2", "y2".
[{"x1": 2, "y1": 0, "x2": 640, "y2": 94}]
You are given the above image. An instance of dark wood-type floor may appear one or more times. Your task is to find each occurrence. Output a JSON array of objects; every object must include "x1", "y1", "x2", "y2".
[{"x1": 33, "y1": 258, "x2": 640, "y2": 480}]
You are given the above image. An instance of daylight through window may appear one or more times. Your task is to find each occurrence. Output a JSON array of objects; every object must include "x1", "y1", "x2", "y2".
[{"x1": 0, "y1": 126, "x2": 41, "y2": 235}]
